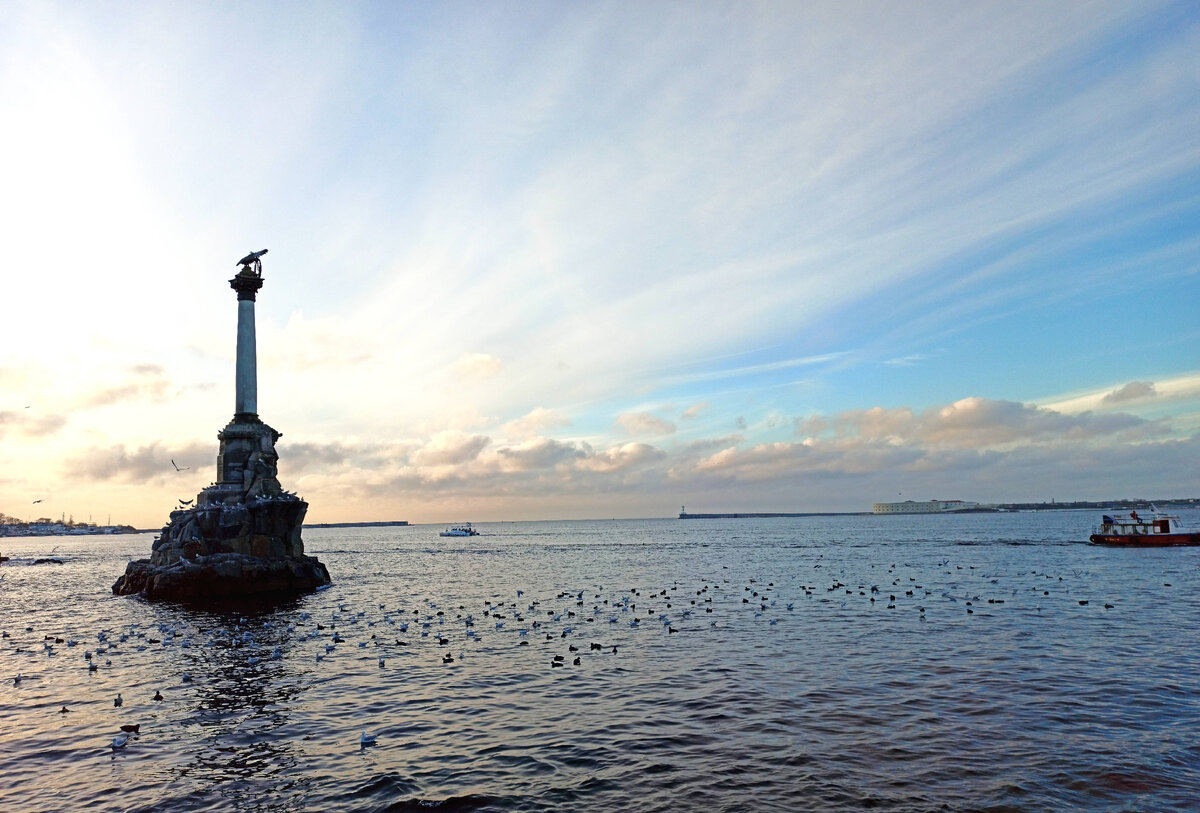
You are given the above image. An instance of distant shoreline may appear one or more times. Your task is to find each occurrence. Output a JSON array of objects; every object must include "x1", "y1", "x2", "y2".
[
  {"x1": 0, "y1": 520, "x2": 412, "y2": 539},
  {"x1": 0, "y1": 523, "x2": 138, "y2": 538},
  {"x1": 6, "y1": 503, "x2": 1197, "y2": 539}
]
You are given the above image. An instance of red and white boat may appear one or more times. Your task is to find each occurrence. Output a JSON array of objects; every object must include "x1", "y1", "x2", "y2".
[{"x1": 1089, "y1": 509, "x2": 1200, "y2": 546}]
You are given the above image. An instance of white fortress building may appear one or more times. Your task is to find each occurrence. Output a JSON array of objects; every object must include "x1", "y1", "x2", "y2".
[{"x1": 873, "y1": 499, "x2": 979, "y2": 514}]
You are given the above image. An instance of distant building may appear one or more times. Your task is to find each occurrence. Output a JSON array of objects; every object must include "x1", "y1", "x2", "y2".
[{"x1": 873, "y1": 499, "x2": 979, "y2": 514}]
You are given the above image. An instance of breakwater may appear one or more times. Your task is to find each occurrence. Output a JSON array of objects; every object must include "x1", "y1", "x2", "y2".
[
  {"x1": 679, "y1": 511, "x2": 868, "y2": 519},
  {"x1": 304, "y1": 520, "x2": 409, "y2": 528}
]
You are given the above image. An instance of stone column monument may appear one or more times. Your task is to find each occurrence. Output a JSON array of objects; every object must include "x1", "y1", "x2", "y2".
[
  {"x1": 113, "y1": 250, "x2": 331, "y2": 602},
  {"x1": 232, "y1": 259, "x2": 263, "y2": 417}
]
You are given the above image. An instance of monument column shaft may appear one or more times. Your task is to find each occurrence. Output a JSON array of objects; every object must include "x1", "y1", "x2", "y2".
[
  {"x1": 229, "y1": 265, "x2": 264, "y2": 418},
  {"x1": 235, "y1": 298, "x2": 257, "y2": 415}
]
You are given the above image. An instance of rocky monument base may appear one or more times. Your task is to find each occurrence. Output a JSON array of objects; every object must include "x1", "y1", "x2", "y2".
[
  {"x1": 114, "y1": 552, "x2": 330, "y2": 603},
  {"x1": 113, "y1": 415, "x2": 331, "y2": 602}
]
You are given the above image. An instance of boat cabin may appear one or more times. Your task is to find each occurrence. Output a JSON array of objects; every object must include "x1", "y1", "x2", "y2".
[{"x1": 1098, "y1": 512, "x2": 1177, "y2": 535}]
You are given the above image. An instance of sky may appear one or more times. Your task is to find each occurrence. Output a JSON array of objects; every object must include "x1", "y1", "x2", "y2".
[{"x1": 1, "y1": 0, "x2": 1198, "y2": 527}]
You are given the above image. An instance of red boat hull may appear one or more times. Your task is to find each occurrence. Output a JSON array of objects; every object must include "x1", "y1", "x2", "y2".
[{"x1": 1089, "y1": 533, "x2": 1200, "y2": 547}]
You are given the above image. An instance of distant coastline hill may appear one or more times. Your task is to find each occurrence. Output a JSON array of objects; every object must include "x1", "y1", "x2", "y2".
[
  {"x1": 681, "y1": 498, "x2": 1199, "y2": 519},
  {"x1": 0, "y1": 516, "x2": 138, "y2": 538},
  {"x1": 1, "y1": 513, "x2": 411, "y2": 539}
]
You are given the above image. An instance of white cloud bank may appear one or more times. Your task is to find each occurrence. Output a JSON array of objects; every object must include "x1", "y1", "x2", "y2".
[{"x1": 43, "y1": 393, "x2": 1195, "y2": 524}]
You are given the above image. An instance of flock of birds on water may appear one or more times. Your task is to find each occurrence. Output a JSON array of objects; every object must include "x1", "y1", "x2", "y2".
[{"x1": 1, "y1": 548, "x2": 1171, "y2": 756}]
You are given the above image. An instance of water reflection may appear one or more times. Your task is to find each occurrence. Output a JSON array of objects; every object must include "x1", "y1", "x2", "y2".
[{"x1": 162, "y1": 605, "x2": 313, "y2": 810}]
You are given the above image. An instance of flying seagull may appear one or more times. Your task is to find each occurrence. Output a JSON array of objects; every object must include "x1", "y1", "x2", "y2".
[
  {"x1": 171, "y1": 460, "x2": 190, "y2": 472},
  {"x1": 32, "y1": 499, "x2": 43, "y2": 504}
]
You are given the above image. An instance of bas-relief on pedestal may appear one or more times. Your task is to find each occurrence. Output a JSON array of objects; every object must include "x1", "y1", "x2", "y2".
[{"x1": 113, "y1": 251, "x2": 331, "y2": 602}]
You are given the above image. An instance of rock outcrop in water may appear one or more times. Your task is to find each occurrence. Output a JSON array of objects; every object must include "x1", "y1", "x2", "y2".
[
  {"x1": 113, "y1": 252, "x2": 330, "y2": 602},
  {"x1": 113, "y1": 416, "x2": 330, "y2": 601}
]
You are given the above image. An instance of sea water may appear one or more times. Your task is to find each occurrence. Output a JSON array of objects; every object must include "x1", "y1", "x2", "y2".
[{"x1": 1, "y1": 512, "x2": 1198, "y2": 811}]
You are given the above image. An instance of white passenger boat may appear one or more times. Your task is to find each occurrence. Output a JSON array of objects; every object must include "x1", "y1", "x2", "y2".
[{"x1": 439, "y1": 523, "x2": 479, "y2": 537}]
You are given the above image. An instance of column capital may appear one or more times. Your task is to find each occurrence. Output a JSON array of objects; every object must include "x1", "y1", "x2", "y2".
[{"x1": 230, "y1": 268, "x2": 265, "y2": 301}]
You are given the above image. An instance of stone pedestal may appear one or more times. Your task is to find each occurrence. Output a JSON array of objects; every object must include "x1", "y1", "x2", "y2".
[{"x1": 214, "y1": 416, "x2": 285, "y2": 501}]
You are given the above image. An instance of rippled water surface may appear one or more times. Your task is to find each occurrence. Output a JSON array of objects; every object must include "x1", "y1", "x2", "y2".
[{"x1": 2, "y1": 512, "x2": 1200, "y2": 811}]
